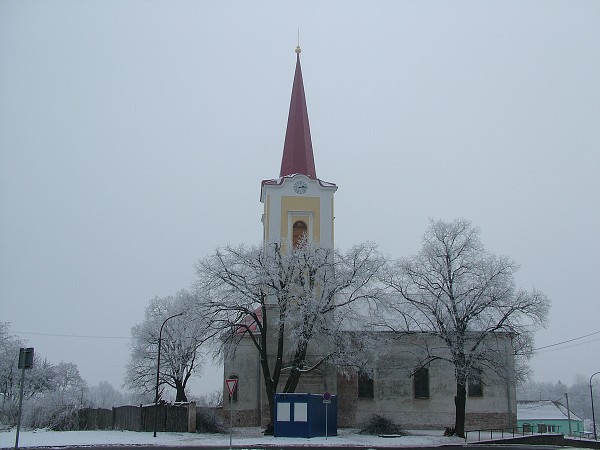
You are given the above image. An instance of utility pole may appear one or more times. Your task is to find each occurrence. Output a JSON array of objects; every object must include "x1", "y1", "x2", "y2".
[
  {"x1": 591, "y1": 371, "x2": 600, "y2": 441},
  {"x1": 565, "y1": 393, "x2": 572, "y2": 436},
  {"x1": 153, "y1": 312, "x2": 183, "y2": 437}
]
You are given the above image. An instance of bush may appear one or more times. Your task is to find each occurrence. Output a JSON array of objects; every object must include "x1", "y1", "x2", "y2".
[
  {"x1": 196, "y1": 407, "x2": 227, "y2": 434},
  {"x1": 360, "y1": 414, "x2": 406, "y2": 435},
  {"x1": 443, "y1": 426, "x2": 455, "y2": 436},
  {"x1": 23, "y1": 398, "x2": 80, "y2": 431}
]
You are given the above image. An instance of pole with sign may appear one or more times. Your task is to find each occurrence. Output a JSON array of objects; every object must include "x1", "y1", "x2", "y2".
[
  {"x1": 15, "y1": 348, "x2": 34, "y2": 450},
  {"x1": 323, "y1": 392, "x2": 331, "y2": 440},
  {"x1": 225, "y1": 378, "x2": 238, "y2": 450}
]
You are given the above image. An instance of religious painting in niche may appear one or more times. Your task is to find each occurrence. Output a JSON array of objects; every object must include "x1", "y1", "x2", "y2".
[{"x1": 292, "y1": 220, "x2": 308, "y2": 249}]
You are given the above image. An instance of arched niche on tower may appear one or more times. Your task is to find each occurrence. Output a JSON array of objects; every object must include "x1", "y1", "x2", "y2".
[{"x1": 292, "y1": 220, "x2": 308, "y2": 249}]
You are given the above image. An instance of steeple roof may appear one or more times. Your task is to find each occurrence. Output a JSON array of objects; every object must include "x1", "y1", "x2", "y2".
[{"x1": 279, "y1": 47, "x2": 317, "y2": 179}]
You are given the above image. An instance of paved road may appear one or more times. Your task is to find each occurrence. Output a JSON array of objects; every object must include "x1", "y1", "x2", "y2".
[{"x1": 36, "y1": 445, "x2": 569, "y2": 450}]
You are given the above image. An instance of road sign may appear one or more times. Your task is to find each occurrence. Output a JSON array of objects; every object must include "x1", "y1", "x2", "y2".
[
  {"x1": 323, "y1": 392, "x2": 332, "y2": 440},
  {"x1": 226, "y1": 378, "x2": 238, "y2": 397},
  {"x1": 18, "y1": 348, "x2": 34, "y2": 369}
]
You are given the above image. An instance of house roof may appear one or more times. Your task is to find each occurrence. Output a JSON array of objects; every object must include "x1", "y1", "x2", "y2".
[{"x1": 517, "y1": 400, "x2": 582, "y2": 422}]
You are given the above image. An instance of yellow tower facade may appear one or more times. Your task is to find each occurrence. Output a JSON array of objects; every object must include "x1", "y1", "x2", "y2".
[{"x1": 260, "y1": 48, "x2": 337, "y2": 249}]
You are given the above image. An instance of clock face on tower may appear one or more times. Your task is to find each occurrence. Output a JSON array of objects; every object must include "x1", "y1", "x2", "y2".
[{"x1": 293, "y1": 180, "x2": 308, "y2": 194}]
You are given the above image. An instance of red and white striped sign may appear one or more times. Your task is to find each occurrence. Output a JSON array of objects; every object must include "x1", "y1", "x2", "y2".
[{"x1": 225, "y1": 378, "x2": 238, "y2": 397}]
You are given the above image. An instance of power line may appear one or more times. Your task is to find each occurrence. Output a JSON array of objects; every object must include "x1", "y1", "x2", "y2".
[
  {"x1": 534, "y1": 337, "x2": 600, "y2": 354},
  {"x1": 533, "y1": 330, "x2": 600, "y2": 352},
  {"x1": 14, "y1": 330, "x2": 130, "y2": 340},
  {"x1": 14, "y1": 328, "x2": 600, "y2": 350}
]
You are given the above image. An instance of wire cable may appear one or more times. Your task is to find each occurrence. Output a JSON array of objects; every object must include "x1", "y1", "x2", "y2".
[{"x1": 533, "y1": 330, "x2": 600, "y2": 351}]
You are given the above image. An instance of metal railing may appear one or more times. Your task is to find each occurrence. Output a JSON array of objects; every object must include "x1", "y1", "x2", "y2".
[
  {"x1": 465, "y1": 425, "x2": 561, "y2": 442},
  {"x1": 572, "y1": 430, "x2": 597, "y2": 440}
]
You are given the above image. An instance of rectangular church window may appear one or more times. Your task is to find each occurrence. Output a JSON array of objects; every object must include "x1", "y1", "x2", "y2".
[{"x1": 413, "y1": 367, "x2": 429, "y2": 399}]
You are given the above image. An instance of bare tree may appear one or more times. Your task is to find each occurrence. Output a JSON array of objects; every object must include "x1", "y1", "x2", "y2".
[
  {"x1": 194, "y1": 240, "x2": 385, "y2": 429},
  {"x1": 125, "y1": 289, "x2": 212, "y2": 402},
  {"x1": 379, "y1": 218, "x2": 550, "y2": 437}
]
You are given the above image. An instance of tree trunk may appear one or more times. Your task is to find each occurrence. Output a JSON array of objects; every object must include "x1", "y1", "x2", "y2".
[
  {"x1": 265, "y1": 387, "x2": 275, "y2": 434},
  {"x1": 283, "y1": 347, "x2": 308, "y2": 393},
  {"x1": 454, "y1": 382, "x2": 467, "y2": 438},
  {"x1": 175, "y1": 380, "x2": 188, "y2": 402},
  {"x1": 257, "y1": 342, "x2": 277, "y2": 432}
]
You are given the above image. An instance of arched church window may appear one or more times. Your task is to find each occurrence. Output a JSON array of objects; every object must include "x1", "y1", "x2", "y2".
[{"x1": 292, "y1": 221, "x2": 308, "y2": 249}]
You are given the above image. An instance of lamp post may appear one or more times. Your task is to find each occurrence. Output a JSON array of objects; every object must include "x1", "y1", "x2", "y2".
[
  {"x1": 153, "y1": 312, "x2": 183, "y2": 437},
  {"x1": 591, "y1": 371, "x2": 600, "y2": 441}
]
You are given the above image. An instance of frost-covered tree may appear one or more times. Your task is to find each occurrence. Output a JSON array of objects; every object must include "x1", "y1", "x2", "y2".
[
  {"x1": 379, "y1": 218, "x2": 550, "y2": 438},
  {"x1": 194, "y1": 240, "x2": 385, "y2": 428},
  {"x1": 0, "y1": 324, "x2": 55, "y2": 425},
  {"x1": 86, "y1": 381, "x2": 125, "y2": 409},
  {"x1": 0, "y1": 323, "x2": 23, "y2": 424},
  {"x1": 23, "y1": 362, "x2": 87, "y2": 430},
  {"x1": 125, "y1": 289, "x2": 212, "y2": 402},
  {"x1": 53, "y1": 362, "x2": 86, "y2": 395}
]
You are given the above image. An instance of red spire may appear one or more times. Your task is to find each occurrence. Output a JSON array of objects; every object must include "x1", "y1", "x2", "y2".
[{"x1": 279, "y1": 48, "x2": 317, "y2": 179}]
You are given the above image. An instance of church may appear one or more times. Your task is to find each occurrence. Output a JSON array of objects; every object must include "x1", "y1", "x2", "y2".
[{"x1": 223, "y1": 47, "x2": 517, "y2": 431}]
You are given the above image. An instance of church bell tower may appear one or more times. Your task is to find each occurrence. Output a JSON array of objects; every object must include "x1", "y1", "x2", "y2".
[{"x1": 260, "y1": 47, "x2": 337, "y2": 249}]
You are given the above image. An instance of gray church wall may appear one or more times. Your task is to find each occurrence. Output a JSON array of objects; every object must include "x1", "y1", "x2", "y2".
[
  {"x1": 345, "y1": 333, "x2": 517, "y2": 430},
  {"x1": 223, "y1": 337, "x2": 262, "y2": 426},
  {"x1": 224, "y1": 328, "x2": 516, "y2": 430}
]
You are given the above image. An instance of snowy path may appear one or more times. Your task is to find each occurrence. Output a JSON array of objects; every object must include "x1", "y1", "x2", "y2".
[{"x1": 1, "y1": 427, "x2": 464, "y2": 448}]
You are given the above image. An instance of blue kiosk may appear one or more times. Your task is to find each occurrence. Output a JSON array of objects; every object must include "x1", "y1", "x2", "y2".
[{"x1": 274, "y1": 393, "x2": 337, "y2": 438}]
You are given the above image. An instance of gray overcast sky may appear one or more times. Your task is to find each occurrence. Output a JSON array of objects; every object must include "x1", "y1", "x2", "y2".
[{"x1": 1, "y1": 1, "x2": 599, "y2": 396}]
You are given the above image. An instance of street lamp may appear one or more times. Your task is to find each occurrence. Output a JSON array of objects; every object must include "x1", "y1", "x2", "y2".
[
  {"x1": 591, "y1": 371, "x2": 600, "y2": 441},
  {"x1": 153, "y1": 312, "x2": 183, "y2": 437}
]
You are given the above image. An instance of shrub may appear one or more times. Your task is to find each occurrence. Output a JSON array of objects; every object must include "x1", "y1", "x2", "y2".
[
  {"x1": 196, "y1": 407, "x2": 227, "y2": 433},
  {"x1": 360, "y1": 414, "x2": 406, "y2": 435},
  {"x1": 23, "y1": 397, "x2": 80, "y2": 431}
]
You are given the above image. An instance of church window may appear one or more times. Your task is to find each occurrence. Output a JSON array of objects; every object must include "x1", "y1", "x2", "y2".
[
  {"x1": 358, "y1": 370, "x2": 374, "y2": 399},
  {"x1": 468, "y1": 369, "x2": 483, "y2": 397},
  {"x1": 292, "y1": 221, "x2": 308, "y2": 249},
  {"x1": 413, "y1": 367, "x2": 429, "y2": 399},
  {"x1": 228, "y1": 374, "x2": 239, "y2": 402}
]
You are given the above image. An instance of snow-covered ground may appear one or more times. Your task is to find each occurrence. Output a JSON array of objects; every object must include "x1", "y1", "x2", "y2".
[{"x1": 1, "y1": 427, "x2": 465, "y2": 448}]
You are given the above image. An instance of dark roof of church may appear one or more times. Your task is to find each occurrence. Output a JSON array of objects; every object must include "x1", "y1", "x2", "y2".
[{"x1": 279, "y1": 47, "x2": 317, "y2": 180}]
